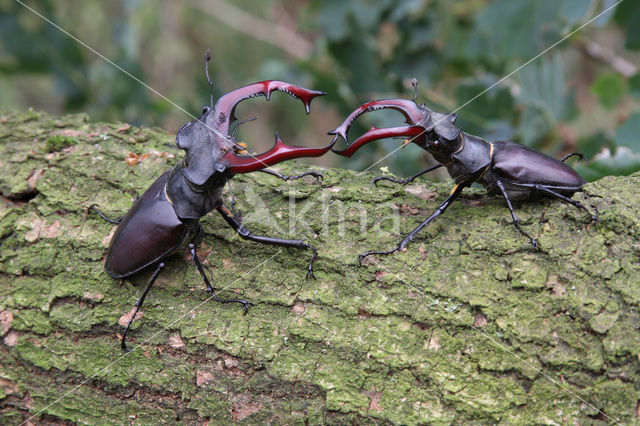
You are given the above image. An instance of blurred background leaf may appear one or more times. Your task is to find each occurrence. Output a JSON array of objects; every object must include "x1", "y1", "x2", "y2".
[
  {"x1": 576, "y1": 147, "x2": 640, "y2": 181},
  {"x1": 1, "y1": 0, "x2": 638, "y2": 179},
  {"x1": 590, "y1": 72, "x2": 626, "y2": 109},
  {"x1": 615, "y1": 111, "x2": 640, "y2": 152}
]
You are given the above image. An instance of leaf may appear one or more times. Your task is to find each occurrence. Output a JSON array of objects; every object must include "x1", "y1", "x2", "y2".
[
  {"x1": 559, "y1": 0, "x2": 594, "y2": 25},
  {"x1": 517, "y1": 55, "x2": 569, "y2": 121},
  {"x1": 517, "y1": 106, "x2": 551, "y2": 147},
  {"x1": 590, "y1": 73, "x2": 626, "y2": 109},
  {"x1": 615, "y1": 112, "x2": 640, "y2": 153},
  {"x1": 577, "y1": 131, "x2": 611, "y2": 159},
  {"x1": 309, "y1": 1, "x2": 351, "y2": 41},
  {"x1": 310, "y1": 0, "x2": 391, "y2": 41},
  {"x1": 475, "y1": 1, "x2": 538, "y2": 60},
  {"x1": 328, "y1": 38, "x2": 387, "y2": 93},
  {"x1": 388, "y1": 0, "x2": 425, "y2": 22},
  {"x1": 576, "y1": 147, "x2": 640, "y2": 180},
  {"x1": 454, "y1": 78, "x2": 515, "y2": 137},
  {"x1": 474, "y1": 0, "x2": 589, "y2": 62},
  {"x1": 629, "y1": 73, "x2": 640, "y2": 99},
  {"x1": 614, "y1": 0, "x2": 640, "y2": 49}
]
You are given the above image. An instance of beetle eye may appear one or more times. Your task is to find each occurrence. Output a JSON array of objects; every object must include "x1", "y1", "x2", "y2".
[{"x1": 202, "y1": 106, "x2": 211, "y2": 115}]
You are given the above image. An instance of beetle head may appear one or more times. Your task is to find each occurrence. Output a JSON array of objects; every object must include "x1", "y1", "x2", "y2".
[
  {"x1": 419, "y1": 106, "x2": 459, "y2": 141},
  {"x1": 414, "y1": 107, "x2": 461, "y2": 162},
  {"x1": 211, "y1": 80, "x2": 334, "y2": 174},
  {"x1": 176, "y1": 106, "x2": 236, "y2": 187},
  {"x1": 419, "y1": 132, "x2": 461, "y2": 165},
  {"x1": 331, "y1": 79, "x2": 461, "y2": 158},
  {"x1": 175, "y1": 51, "x2": 333, "y2": 186}
]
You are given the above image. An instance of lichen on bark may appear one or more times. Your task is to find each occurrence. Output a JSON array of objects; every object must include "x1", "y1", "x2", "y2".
[{"x1": 1, "y1": 110, "x2": 639, "y2": 424}]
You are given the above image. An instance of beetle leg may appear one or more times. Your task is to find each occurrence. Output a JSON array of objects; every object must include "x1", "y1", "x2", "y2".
[
  {"x1": 560, "y1": 152, "x2": 585, "y2": 163},
  {"x1": 89, "y1": 204, "x2": 122, "y2": 224},
  {"x1": 188, "y1": 227, "x2": 251, "y2": 313},
  {"x1": 120, "y1": 262, "x2": 165, "y2": 351},
  {"x1": 533, "y1": 185, "x2": 599, "y2": 223},
  {"x1": 371, "y1": 164, "x2": 442, "y2": 187},
  {"x1": 504, "y1": 182, "x2": 598, "y2": 223},
  {"x1": 217, "y1": 205, "x2": 318, "y2": 278},
  {"x1": 259, "y1": 168, "x2": 323, "y2": 182},
  {"x1": 359, "y1": 182, "x2": 468, "y2": 265},
  {"x1": 495, "y1": 180, "x2": 539, "y2": 250}
]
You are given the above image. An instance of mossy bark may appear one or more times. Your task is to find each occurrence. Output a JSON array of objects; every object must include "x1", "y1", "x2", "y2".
[{"x1": 1, "y1": 110, "x2": 639, "y2": 424}]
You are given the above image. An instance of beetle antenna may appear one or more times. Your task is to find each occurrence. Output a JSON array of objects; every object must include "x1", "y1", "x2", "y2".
[
  {"x1": 205, "y1": 49, "x2": 214, "y2": 107},
  {"x1": 231, "y1": 116, "x2": 257, "y2": 138},
  {"x1": 411, "y1": 78, "x2": 419, "y2": 103}
]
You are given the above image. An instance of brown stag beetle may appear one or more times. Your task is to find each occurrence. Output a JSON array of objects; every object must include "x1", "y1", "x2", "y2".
[
  {"x1": 91, "y1": 51, "x2": 333, "y2": 350},
  {"x1": 331, "y1": 79, "x2": 597, "y2": 265}
]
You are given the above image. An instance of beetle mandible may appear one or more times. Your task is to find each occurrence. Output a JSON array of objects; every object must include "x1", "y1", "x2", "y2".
[
  {"x1": 330, "y1": 79, "x2": 598, "y2": 265},
  {"x1": 91, "y1": 51, "x2": 333, "y2": 350}
]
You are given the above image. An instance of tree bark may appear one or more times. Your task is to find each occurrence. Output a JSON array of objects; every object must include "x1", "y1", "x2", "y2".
[{"x1": 1, "y1": 110, "x2": 639, "y2": 424}]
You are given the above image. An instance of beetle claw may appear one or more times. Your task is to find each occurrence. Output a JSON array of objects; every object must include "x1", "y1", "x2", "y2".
[
  {"x1": 224, "y1": 133, "x2": 336, "y2": 174},
  {"x1": 332, "y1": 126, "x2": 425, "y2": 158},
  {"x1": 304, "y1": 243, "x2": 318, "y2": 279},
  {"x1": 358, "y1": 247, "x2": 399, "y2": 266},
  {"x1": 371, "y1": 175, "x2": 409, "y2": 187},
  {"x1": 328, "y1": 99, "x2": 427, "y2": 148},
  {"x1": 284, "y1": 170, "x2": 323, "y2": 182},
  {"x1": 530, "y1": 238, "x2": 539, "y2": 250},
  {"x1": 213, "y1": 80, "x2": 325, "y2": 135}
]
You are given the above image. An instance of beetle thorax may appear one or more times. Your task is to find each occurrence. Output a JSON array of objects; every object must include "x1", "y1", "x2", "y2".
[
  {"x1": 443, "y1": 133, "x2": 493, "y2": 183},
  {"x1": 165, "y1": 165, "x2": 225, "y2": 220}
]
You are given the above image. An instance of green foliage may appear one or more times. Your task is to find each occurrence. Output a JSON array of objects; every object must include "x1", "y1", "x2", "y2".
[
  {"x1": 474, "y1": 0, "x2": 590, "y2": 62},
  {"x1": 614, "y1": 0, "x2": 640, "y2": 49},
  {"x1": 616, "y1": 111, "x2": 640, "y2": 152},
  {"x1": 303, "y1": 0, "x2": 639, "y2": 178},
  {"x1": 0, "y1": 0, "x2": 152, "y2": 122},
  {"x1": 576, "y1": 110, "x2": 640, "y2": 180},
  {"x1": 577, "y1": 147, "x2": 640, "y2": 181},
  {"x1": 590, "y1": 73, "x2": 627, "y2": 109},
  {"x1": 0, "y1": 0, "x2": 639, "y2": 178}
]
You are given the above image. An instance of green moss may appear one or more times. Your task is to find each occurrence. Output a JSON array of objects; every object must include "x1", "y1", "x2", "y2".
[
  {"x1": 186, "y1": 393, "x2": 233, "y2": 421},
  {"x1": 44, "y1": 135, "x2": 76, "y2": 153},
  {"x1": 11, "y1": 308, "x2": 53, "y2": 334},
  {"x1": 603, "y1": 319, "x2": 640, "y2": 357},
  {"x1": 588, "y1": 300, "x2": 619, "y2": 334},
  {"x1": 2, "y1": 111, "x2": 640, "y2": 423},
  {"x1": 589, "y1": 380, "x2": 640, "y2": 423},
  {"x1": 6, "y1": 363, "x2": 185, "y2": 424}
]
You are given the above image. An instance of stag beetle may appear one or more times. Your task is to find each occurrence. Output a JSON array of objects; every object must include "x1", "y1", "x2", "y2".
[
  {"x1": 331, "y1": 79, "x2": 597, "y2": 265},
  {"x1": 91, "y1": 51, "x2": 333, "y2": 350}
]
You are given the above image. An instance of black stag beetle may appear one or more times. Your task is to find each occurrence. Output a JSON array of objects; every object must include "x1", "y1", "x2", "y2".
[
  {"x1": 91, "y1": 51, "x2": 333, "y2": 350},
  {"x1": 331, "y1": 79, "x2": 598, "y2": 265}
]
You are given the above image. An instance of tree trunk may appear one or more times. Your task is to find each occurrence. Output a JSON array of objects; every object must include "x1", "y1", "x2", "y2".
[{"x1": 1, "y1": 110, "x2": 639, "y2": 424}]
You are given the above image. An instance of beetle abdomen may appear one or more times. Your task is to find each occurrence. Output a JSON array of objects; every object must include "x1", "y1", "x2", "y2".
[
  {"x1": 105, "y1": 172, "x2": 189, "y2": 278},
  {"x1": 492, "y1": 141, "x2": 586, "y2": 189}
]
